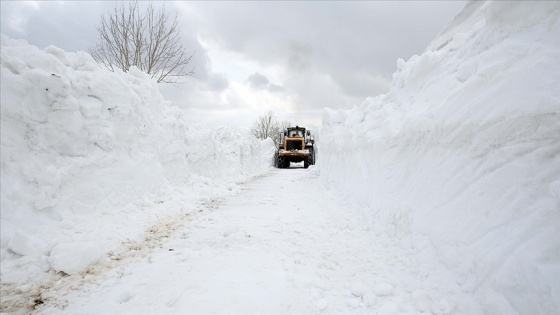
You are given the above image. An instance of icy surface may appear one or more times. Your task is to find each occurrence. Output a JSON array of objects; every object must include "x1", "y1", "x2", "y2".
[{"x1": 321, "y1": 1, "x2": 560, "y2": 314}]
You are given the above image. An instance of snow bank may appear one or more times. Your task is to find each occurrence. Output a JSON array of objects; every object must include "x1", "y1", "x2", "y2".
[
  {"x1": 321, "y1": 1, "x2": 560, "y2": 314},
  {"x1": 1, "y1": 35, "x2": 270, "y2": 284}
]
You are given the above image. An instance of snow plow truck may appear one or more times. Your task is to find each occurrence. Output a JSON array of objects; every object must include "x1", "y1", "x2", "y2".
[{"x1": 274, "y1": 126, "x2": 316, "y2": 168}]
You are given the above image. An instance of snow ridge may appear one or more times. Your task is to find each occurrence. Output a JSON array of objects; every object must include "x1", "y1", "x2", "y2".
[
  {"x1": 0, "y1": 34, "x2": 272, "y2": 311},
  {"x1": 321, "y1": 1, "x2": 560, "y2": 314}
]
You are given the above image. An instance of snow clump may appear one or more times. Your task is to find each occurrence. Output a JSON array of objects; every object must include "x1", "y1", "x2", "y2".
[{"x1": 0, "y1": 34, "x2": 271, "y2": 291}]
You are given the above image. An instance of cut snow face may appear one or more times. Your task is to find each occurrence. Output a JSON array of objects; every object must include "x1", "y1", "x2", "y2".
[
  {"x1": 321, "y1": 1, "x2": 560, "y2": 314},
  {"x1": 0, "y1": 34, "x2": 272, "y2": 310},
  {"x1": 1, "y1": 1, "x2": 560, "y2": 314}
]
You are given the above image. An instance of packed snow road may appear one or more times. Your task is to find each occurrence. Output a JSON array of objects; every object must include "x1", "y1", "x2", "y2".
[{"x1": 35, "y1": 166, "x2": 480, "y2": 314}]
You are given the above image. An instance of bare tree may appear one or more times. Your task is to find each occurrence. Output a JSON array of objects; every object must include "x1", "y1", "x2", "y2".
[
  {"x1": 250, "y1": 110, "x2": 277, "y2": 142},
  {"x1": 273, "y1": 120, "x2": 292, "y2": 146},
  {"x1": 250, "y1": 111, "x2": 290, "y2": 146},
  {"x1": 90, "y1": 1, "x2": 194, "y2": 84}
]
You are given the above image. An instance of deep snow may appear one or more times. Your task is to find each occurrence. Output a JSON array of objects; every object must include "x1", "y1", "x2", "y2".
[
  {"x1": 322, "y1": 1, "x2": 560, "y2": 314},
  {"x1": 1, "y1": 0, "x2": 560, "y2": 314},
  {"x1": 0, "y1": 34, "x2": 274, "y2": 311},
  {"x1": 32, "y1": 168, "x2": 485, "y2": 314}
]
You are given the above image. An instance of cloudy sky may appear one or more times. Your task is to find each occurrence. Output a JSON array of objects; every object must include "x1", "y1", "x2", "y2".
[{"x1": 1, "y1": 1, "x2": 466, "y2": 129}]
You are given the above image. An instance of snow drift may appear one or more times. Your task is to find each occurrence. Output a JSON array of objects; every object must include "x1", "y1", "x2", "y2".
[
  {"x1": 0, "y1": 34, "x2": 271, "y2": 294},
  {"x1": 321, "y1": 1, "x2": 560, "y2": 314}
]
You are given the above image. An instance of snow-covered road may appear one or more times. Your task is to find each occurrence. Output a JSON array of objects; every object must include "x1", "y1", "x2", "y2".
[
  {"x1": 34, "y1": 166, "x2": 482, "y2": 314},
  {"x1": 3, "y1": 2, "x2": 559, "y2": 314}
]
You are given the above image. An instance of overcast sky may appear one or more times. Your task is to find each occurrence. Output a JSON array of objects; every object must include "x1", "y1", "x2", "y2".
[{"x1": 1, "y1": 1, "x2": 466, "y2": 129}]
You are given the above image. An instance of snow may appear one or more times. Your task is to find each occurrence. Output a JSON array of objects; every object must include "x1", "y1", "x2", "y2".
[
  {"x1": 17, "y1": 169, "x2": 485, "y2": 314},
  {"x1": 48, "y1": 242, "x2": 106, "y2": 275},
  {"x1": 321, "y1": 1, "x2": 560, "y2": 314},
  {"x1": 1, "y1": 1, "x2": 560, "y2": 314},
  {"x1": 1, "y1": 34, "x2": 271, "y2": 310}
]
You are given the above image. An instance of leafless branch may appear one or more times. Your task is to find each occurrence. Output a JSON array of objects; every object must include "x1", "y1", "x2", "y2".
[
  {"x1": 250, "y1": 111, "x2": 291, "y2": 146},
  {"x1": 89, "y1": 1, "x2": 194, "y2": 84}
]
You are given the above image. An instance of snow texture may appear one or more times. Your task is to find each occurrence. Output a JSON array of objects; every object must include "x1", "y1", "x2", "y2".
[
  {"x1": 1, "y1": 34, "x2": 272, "y2": 309},
  {"x1": 321, "y1": 1, "x2": 560, "y2": 314},
  {"x1": 1, "y1": 1, "x2": 560, "y2": 314}
]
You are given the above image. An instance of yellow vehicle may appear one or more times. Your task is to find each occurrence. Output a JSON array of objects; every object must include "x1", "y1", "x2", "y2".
[{"x1": 274, "y1": 126, "x2": 316, "y2": 168}]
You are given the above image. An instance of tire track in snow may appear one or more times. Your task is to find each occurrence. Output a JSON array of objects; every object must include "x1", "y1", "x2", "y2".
[
  {"x1": 31, "y1": 166, "x2": 481, "y2": 314},
  {"x1": 151, "y1": 166, "x2": 482, "y2": 314},
  {"x1": 2, "y1": 199, "x2": 218, "y2": 313},
  {"x1": 3, "y1": 173, "x2": 274, "y2": 314}
]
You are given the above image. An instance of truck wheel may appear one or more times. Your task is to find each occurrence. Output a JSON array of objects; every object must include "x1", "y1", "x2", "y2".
[
  {"x1": 307, "y1": 147, "x2": 315, "y2": 165},
  {"x1": 304, "y1": 159, "x2": 309, "y2": 168},
  {"x1": 277, "y1": 156, "x2": 287, "y2": 169}
]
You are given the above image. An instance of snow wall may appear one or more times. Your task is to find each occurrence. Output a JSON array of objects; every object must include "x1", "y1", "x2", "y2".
[
  {"x1": 0, "y1": 34, "x2": 273, "y2": 283},
  {"x1": 321, "y1": 1, "x2": 560, "y2": 314}
]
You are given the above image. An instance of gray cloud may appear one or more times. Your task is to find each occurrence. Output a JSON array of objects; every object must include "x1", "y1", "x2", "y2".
[
  {"x1": 245, "y1": 72, "x2": 270, "y2": 89},
  {"x1": 186, "y1": 1, "x2": 466, "y2": 110},
  {"x1": 1, "y1": 1, "x2": 466, "y2": 127},
  {"x1": 0, "y1": 1, "x2": 207, "y2": 82},
  {"x1": 245, "y1": 72, "x2": 284, "y2": 93},
  {"x1": 287, "y1": 42, "x2": 313, "y2": 73},
  {"x1": 1, "y1": 1, "x2": 106, "y2": 51},
  {"x1": 207, "y1": 73, "x2": 230, "y2": 92}
]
